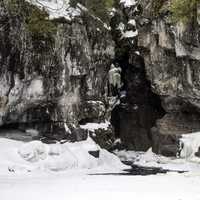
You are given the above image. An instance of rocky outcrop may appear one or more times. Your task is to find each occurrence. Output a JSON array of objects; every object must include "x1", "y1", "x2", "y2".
[
  {"x1": 0, "y1": 1, "x2": 114, "y2": 142},
  {"x1": 138, "y1": 0, "x2": 200, "y2": 156}
]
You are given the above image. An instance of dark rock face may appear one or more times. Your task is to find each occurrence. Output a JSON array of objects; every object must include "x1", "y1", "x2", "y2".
[
  {"x1": 138, "y1": 0, "x2": 200, "y2": 155},
  {"x1": 110, "y1": 2, "x2": 164, "y2": 151},
  {"x1": 195, "y1": 147, "x2": 200, "y2": 158},
  {"x1": 88, "y1": 150, "x2": 100, "y2": 158},
  {"x1": 89, "y1": 127, "x2": 115, "y2": 150},
  {"x1": 0, "y1": 1, "x2": 114, "y2": 142}
]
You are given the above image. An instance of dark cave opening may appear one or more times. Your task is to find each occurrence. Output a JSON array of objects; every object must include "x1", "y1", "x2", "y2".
[
  {"x1": 110, "y1": 52, "x2": 165, "y2": 151},
  {"x1": 0, "y1": 123, "x2": 20, "y2": 131},
  {"x1": 79, "y1": 118, "x2": 96, "y2": 125}
]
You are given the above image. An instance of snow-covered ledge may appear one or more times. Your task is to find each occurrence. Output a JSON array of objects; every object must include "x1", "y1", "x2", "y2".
[{"x1": 25, "y1": 0, "x2": 81, "y2": 20}]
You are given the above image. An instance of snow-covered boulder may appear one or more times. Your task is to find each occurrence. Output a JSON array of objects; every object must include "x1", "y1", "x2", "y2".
[
  {"x1": 80, "y1": 122, "x2": 114, "y2": 150},
  {"x1": 3, "y1": 137, "x2": 125, "y2": 172},
  {"x1": 18, "y1": 141, "x2": 49, "y2": 162}
]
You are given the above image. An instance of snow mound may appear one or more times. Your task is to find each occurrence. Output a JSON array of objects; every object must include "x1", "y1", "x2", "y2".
[
  {"x1": 0, "y1": 137, "x2": 124, "y2": 174},
  {"x1": 100, "y1": 149, "x2": 123, "y2": 168},
  {"x1": 43, "y1": 147, "x2": 78, "y2": 171},
  {"x1": 18, "y1": 141, "x2": 48, "y2": 162}
]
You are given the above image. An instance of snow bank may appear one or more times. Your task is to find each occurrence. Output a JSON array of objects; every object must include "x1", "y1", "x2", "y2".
[{"x1": 0, "y1": 137, "x2": 124, "y2": 174}]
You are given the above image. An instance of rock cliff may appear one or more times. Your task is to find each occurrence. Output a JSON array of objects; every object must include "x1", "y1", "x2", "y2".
[
  {"x1": 1, "y1": 0, "x2": 200, "y2": 156},
  {"x1": 0, "y1": 0, "x2": 114, "y2": 144},
  {"x1": 138, "y1": 0, "x2": 200, "y2": 156}
]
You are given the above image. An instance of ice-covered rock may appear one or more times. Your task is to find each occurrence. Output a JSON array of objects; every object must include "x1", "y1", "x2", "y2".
[{"x1": 180, "y1": 132, "x2": 200, "y2": 159}]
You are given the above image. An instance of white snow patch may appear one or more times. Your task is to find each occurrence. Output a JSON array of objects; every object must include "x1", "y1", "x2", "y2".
[
  {"x1": 27, "y1": 78, "x2": 43, "y2": 98},
  {"x1": 114, "y1": 138, "x2": 122, "y2": 144},
  {"x1": 25, "y1": 129, "x2": 39, "y2": 137},
  {"x1": 135, "y1": 51, "x2": 140, "y2": 55},
  {"x1": 128, "y1": 19, "x2": 136, "y2": 26},
  {"x1": 64, "y1": 123, "x2": 71, "y2": 134},
  {"x1": 120, "y1": 0, "x2": 137, "y2": 8},
  {"x1": 117, "y1": 22, "x2": 125, "y2": 31},
  {"x1": 26, "y1": 0, "x2": 81, "y2": 20},
  {"x1": 110, "y1": 8, "x2": 117, "y2": 17},
  {"x1": 80, "y1": 122, "x2": 110, "y2": 132},
  {"x1": 122, "y1": 30, "x2": 138, "y2": 38}
]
